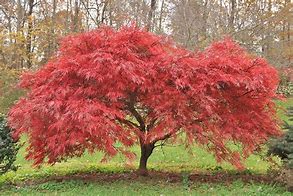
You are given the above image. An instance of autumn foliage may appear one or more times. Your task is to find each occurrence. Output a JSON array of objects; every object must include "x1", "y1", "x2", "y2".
[{"x1": 8, "y1": 26, "x2": 281, "y2": 173}]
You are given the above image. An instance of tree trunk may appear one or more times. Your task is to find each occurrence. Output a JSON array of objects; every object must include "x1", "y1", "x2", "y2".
[
  {"x1": 26, "y1": 0, "x2": 34, "y2": 68},
  {"x1": 73, "y1": 0, "x2": 80, "y2": 32},
  {"x1": 201, "y1": 0, "x2": 209, "y2": 41},
  {"x1": 229, "y1": 0, "x2": 236, "y2": 32},
  {"x1": 146, "y1": 0, "x2": 156, "y2": 32},
  {"x1": 138, "y1": 142, "x2": 155, "y2": 176},
  {"x1": 101, "y1": 0, "x2": 108, "y2": 25},
  {"x1": 158, "y1": 0, "x2": 165, "y2": 32}
]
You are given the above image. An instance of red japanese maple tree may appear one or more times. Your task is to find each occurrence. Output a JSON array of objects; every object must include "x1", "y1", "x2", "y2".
[{"x1": 8, "y1": 26, "x2": 281, "y2": 175}]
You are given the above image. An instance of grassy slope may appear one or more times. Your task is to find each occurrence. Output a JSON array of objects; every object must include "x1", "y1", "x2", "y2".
[{"x1": 0, "y1": 98, "x2": 292, "y2": 195}]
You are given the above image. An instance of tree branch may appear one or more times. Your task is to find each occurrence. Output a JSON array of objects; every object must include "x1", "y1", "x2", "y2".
[
  {"x1": 154, "y1": 138, "x2": 168, "y2": 148},
  {"x1": 146, "y1": 118, "x2": 158, "y2": 131},
  {"x1": 80, "y1": 0, "x2": 99, "y2": 26},
  {"x1": 125, "y1": 92, "x2": 146, "y2": 132},
  {"x1": 154, "y1": 132, "x2": 173, "y2": 144},
  {"x1": 116, "y1": 117, "x2": 140, "y2": 129},
  {"x1": 235, "y1": 90, "x2": 254, "y2": 98}
]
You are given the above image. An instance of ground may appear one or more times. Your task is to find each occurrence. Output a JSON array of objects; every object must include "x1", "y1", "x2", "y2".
[
  {"x1": 1, "y1": 174, "x2": 291, "y2": 195},
  {"x1": 0, "y1": 98, "x2": 292, "y2": 195}
]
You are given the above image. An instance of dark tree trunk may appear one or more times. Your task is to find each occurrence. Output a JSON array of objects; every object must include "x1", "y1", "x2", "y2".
[
  {"x1": 146, "y1": 0, "x2": 156, "y2": 32},
  {"x1": 138, "y1": 141, "x2": 155, "y2": 176},
  {"x1": 125, "y1": 92, "x2": 156, "y2": 175}
]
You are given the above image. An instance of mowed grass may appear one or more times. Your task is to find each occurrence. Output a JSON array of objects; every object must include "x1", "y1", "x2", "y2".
[
  {"x1": 276, "y1": 97, "x2": 293, "y2": 125},
  {"x1": 0, "y1": 98, "x2": 292, "y2": 195},
  {"x1": 2, "y1": 179, "x2": 292, "y2": 196}
]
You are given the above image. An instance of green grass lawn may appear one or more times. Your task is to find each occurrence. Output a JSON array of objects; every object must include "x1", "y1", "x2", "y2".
[
  {"x1": 276, "y1": 97, "x2": 293, "y2": 125},
  {"x1": 2, "y1": 179, "x2": 292, "y2": 196},
  {"x1": 0, "y1": 98, "x2": 292, "y2": 195}
]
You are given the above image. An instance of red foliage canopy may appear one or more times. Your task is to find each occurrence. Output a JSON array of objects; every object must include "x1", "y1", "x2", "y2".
[{"x1": 8, "y1": 26, "x2": 281, "y2": 169}]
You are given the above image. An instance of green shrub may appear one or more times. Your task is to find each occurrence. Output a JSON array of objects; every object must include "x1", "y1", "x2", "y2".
[
  {"x1": 268, "y1": 107, "x2": 293, "y2": 168},
  {"x1": 0, "y1": 115, "x2": 19, "y2": 175}
]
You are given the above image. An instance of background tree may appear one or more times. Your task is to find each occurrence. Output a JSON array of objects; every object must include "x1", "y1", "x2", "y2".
[
  {"x1": 0, "y1": 0, "x2": 291, "y2": 71},
  {"x1": 0, "y1": 115, "x2": 19, "y2": 175},
  {"x1": 268, "y1": 106, "x2": 293, "y2": 167},
  {"x1": 8, "y1": 26, "x2": 281, "y2": 175},
  {"x1": 268, "y1": 106, "x2": 293, "y2": 192}
]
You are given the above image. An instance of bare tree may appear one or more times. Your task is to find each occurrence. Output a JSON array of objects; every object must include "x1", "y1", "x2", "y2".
[{"x1": 147, "y1": 0, "x2": 156, "y2": 31}]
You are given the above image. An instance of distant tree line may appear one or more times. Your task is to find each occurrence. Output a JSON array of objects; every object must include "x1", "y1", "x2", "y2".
[{"x1": 0, "y1": 0, "x2": 292, "y2": 70}]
